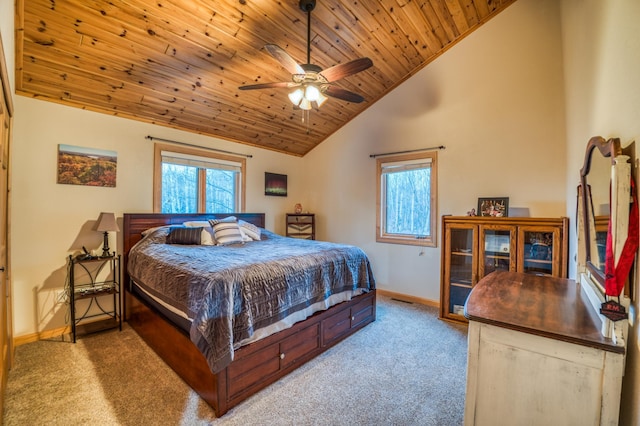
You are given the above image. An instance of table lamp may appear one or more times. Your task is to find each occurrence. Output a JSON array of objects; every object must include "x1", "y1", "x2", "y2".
[{"x1": 95, "y1": 212, "x2": 119, "y2": 257}]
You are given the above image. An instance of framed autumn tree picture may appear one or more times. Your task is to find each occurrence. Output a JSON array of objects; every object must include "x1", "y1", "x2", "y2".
[{"x1": 57, "y1": 144, "x2": 117, "y2": 187}]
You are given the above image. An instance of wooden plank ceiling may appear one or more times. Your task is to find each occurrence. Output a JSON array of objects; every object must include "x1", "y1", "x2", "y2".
[{"x1": 15, "y1": 0, "x2": 516, "y2": 156}]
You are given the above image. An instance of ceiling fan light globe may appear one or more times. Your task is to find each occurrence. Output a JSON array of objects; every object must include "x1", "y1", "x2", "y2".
[
  {"x1": 316, "y1": 92, "x2": 328, "y2": 107},
  {"x1": 305, "y1": 84, "x2": 321, "y2": 102},
  {"x1": 299, "y1": 98, "x2": 312, "y2": 110},
  {"x1": 288, "y1": 88, "x2": 304, "y2": 106}
]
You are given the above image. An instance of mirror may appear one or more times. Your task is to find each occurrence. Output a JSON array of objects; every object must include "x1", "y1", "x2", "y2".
[
  {"x1": 579, "y1": 136, "x2": 621, "y2": 287},
  {"x1": 589, "y1": 147, "x2": 612, "y2": 272}
]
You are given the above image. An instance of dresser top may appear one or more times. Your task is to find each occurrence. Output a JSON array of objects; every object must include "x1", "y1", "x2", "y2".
[{"x1": 465, "y1": 270, "x2": 623, "y2": 353}]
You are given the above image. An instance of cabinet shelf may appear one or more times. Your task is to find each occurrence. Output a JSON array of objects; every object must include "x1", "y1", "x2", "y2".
[
  {"x1": 485, "y1": 253, "x2": 510, "y2": 259},
  {"x1": 451, "y1": 282, "x2": 473, "y2": 289},
  {"x1": 524, "y1": 258, "x2": 552, "y2": 264}
]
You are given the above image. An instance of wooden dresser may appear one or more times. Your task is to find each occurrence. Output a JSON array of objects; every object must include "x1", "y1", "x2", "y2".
[
  {"x1": 464, "y1": 270, "x2": 625, "y2": 425},
  {"x1": 286, "y1": 213, "x2": 315, "y2": 240}
]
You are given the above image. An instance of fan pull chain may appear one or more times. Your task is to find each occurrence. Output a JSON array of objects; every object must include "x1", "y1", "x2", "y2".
[{"x1": 301, "y1": 110, "x2": 310, "y2": 134}]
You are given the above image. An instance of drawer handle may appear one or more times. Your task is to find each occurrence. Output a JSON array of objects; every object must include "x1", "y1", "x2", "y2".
[{"x1": 280, "y1": 353, "x2": 285, "y2": 360}]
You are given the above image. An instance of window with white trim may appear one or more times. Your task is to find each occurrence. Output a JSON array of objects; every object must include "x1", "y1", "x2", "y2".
[
  {"x1": 153, "y1": 143, "x2": 245, "y2": 213},
  {"x1": 376, "y1": 151, "x2": 437, "y2": 246}
]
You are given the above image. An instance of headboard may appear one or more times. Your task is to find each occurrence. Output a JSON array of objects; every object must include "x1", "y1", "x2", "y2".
[{"x1": 121, "y1": 212, "x2": 266, "y2": 307}]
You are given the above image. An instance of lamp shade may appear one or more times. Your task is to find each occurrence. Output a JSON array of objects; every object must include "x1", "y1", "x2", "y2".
[{"x1": 95, "y1": 212, "x2": 120, "y2": 232}]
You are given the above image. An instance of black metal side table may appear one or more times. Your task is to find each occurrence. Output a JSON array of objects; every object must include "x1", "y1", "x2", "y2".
[{"x1": 67, "y1": 254, "x2": 121, "y2": 342}]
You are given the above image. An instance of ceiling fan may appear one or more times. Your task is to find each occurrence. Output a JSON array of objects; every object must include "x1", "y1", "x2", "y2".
[{"x1": 238, "y1": 0, "x2": 373, "y2": 110}]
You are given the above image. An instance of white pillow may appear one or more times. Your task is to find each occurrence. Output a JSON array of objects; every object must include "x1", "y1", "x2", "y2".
[
  {"x1": 182, "y1": 221, "x2": 215, "y2": 245},
  {"x1": 239, "y1": 227, "x2": 252, "y2": 242},
  {"x1": 238, "y1": 220, "x2": 261, "y2": 241}
]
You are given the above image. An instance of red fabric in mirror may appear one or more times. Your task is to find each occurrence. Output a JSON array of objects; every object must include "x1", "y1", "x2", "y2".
[{"x1": 605, "y1": 178, "x2": 639, "y2": 297}]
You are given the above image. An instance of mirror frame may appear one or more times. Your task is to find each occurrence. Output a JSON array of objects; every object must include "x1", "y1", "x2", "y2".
[{"x1": 579, "y1": 136, "x2": 622, "y2": 288}]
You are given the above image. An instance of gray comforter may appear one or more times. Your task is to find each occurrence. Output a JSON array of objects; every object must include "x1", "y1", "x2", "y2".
[{"x1": 127, "y1": 227, "x2": 376, "y2": 373}]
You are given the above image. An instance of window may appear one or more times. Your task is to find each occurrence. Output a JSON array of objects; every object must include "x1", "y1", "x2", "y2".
[
  {"x1": 153, "y1": 143, "x2": 245, "y2": 213},
  {"x1": 376, "y1": 151, "x2": 437, "y2": 246}
]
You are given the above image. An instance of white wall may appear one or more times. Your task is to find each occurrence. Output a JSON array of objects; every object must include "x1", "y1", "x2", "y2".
[
  {"x1": 560, "y1": 1, "x2": 640, "y2": 424},
  {"x1": 11, "y1": 98, "x2": 305, "y2": 336},
  {"x1": 303, "y1": 0, "x2": 567, "y2": 301}
]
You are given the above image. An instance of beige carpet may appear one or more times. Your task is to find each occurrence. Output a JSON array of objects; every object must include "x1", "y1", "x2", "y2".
[{"x1": 3, "y1": 296, "x2": 468, "y2": 425}]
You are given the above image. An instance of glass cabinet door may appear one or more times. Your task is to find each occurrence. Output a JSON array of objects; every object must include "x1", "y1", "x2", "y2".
[
  {"x1": 444, "y1": 225, "x2": 477, "y2": 318},
  {"x1": 479, "y1": 225, "x2": 517, "y2": 279},
  {"x1": 518, "y1": 226, "x2": 561, "y2": 276}
]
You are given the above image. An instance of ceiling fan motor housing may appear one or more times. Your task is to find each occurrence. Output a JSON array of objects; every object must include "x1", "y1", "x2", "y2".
[
  {"x1": 301, "y1": 64, "x2": 322, "y2": 73},
  {"x1": 300, "y1": 0, "x2": 316, "y2": 12}
]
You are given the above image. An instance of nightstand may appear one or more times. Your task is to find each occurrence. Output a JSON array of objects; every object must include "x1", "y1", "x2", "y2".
[
  {"x1": 67, "y1": 254, "x2": 122, "y2": 342},
  {"x1": 286, "y1": 213, "x2": 315, "y2": 240}
]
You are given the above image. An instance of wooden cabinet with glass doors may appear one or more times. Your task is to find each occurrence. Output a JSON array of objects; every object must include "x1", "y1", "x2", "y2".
[{"x1": 440, "y1": 216, "x2": 569, "y2": 323}]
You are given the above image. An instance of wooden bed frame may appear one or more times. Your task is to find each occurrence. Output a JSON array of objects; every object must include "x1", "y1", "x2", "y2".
[{"x1": 122, "y1": 213, "x2": 376, "y2": 417}]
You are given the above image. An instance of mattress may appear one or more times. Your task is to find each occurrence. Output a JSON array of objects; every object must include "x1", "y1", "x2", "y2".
[{"x1": 131, "y1": 279, "x2": 364, "y2": 346}]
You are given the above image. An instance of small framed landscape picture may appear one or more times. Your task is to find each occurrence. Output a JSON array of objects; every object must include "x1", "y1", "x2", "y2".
[
  {"x1": 477, "y1": 197, "x2": 509, "y2": 217},
  {"x1": 265, "y1": 172, "x2": 287, "y2": 196},
  {"x1": 57, "y1": 144, "x2": 117, "y2": 187}
]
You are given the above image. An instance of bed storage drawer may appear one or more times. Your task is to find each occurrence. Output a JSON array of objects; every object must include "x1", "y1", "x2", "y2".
[
  {"x1": 322, "y1": 306, "x2": 352, "y2": 344},
  {"x1": 322, "y1": 291, "x2": 376, "y2": 346},
  {"x1": 351, "y1": 295, "x2": 376, "y2": 328},
  {"x1": 226, "y1": 323, "x2": 321, "y2": 400},
  {"x1": 279, "y1": 323, "x2": 320, "y2": 369},
  {"x1": 227, "y1": 343, "x2": 281, "y2": 398}
]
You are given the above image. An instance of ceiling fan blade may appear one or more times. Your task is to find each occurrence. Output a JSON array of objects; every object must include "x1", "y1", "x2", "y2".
[
  {"x1": 323, "y1": 86, "x2": 366, "y2": 103},
  {"x1": 238, "y1": 81, "x2": 295, "y2": 90},
  {"x1": 319, "y1": 57, "x2": 373, "y2": 82},
  {"x1": 265, "y1": 44, "x2": 305, "y2": 75}
]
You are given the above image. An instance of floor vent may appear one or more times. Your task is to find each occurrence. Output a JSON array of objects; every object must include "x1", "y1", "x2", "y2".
[{"x1": 391, "y1": 298, "x2": 413, "y2": 304}]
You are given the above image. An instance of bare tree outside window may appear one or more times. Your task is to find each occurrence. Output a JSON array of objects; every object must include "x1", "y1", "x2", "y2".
[
  {"x1": 376, "y1": 151, "x2": 437, "y2": 247},
  {"x1": 153, "y1": 143, "x2": 245, "y2": 214}
]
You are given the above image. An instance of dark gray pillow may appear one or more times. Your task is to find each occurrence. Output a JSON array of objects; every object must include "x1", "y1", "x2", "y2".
[{"x1": 166, "y1": 226, "x2": 203, "y2": 245}]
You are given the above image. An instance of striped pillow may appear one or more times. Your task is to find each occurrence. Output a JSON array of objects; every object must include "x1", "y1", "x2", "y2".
[
  {"x1": 209, "y1": 218, "x2": 244, "y2": 245},
  {"x1": 166, "y1": 226, "x2": 203, "y2": 245}
]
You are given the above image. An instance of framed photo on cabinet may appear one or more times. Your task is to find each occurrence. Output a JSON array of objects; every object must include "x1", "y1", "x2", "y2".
[{"x1": 477, "y1": 197, "x2": 509, "y2": 217}]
